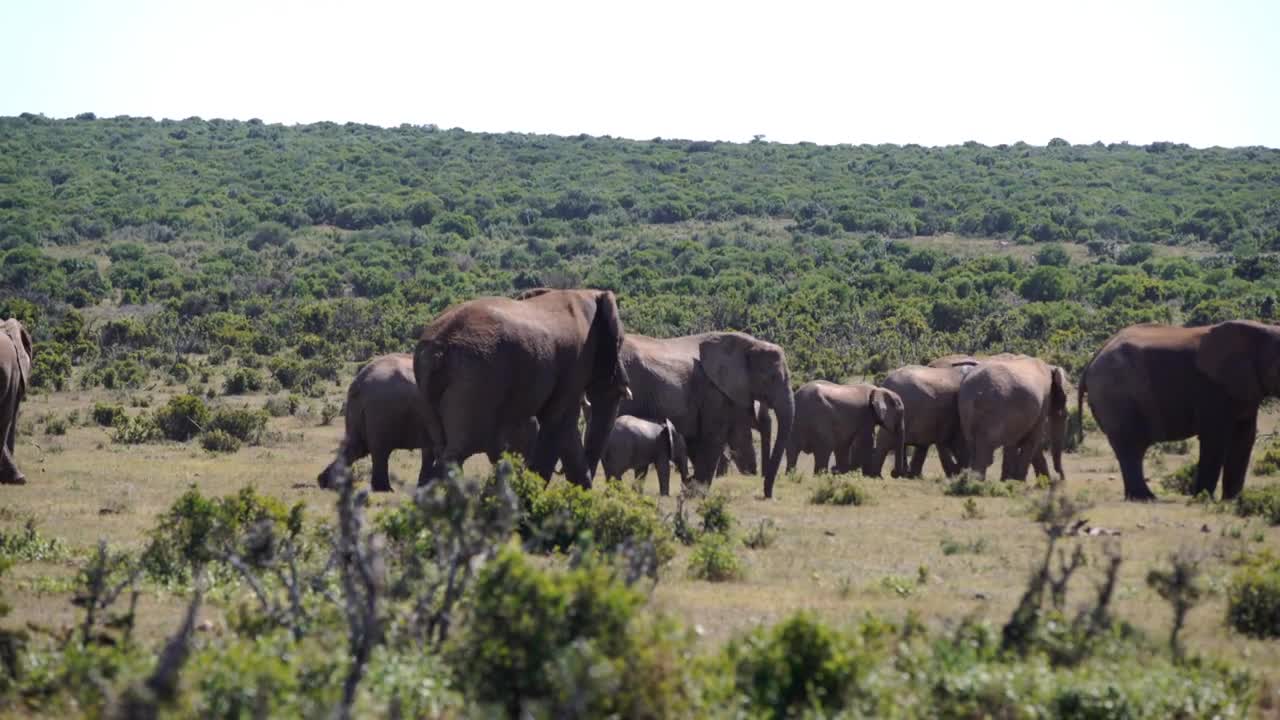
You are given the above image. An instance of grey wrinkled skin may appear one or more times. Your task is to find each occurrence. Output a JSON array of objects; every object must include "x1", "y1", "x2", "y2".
[
  {"x1": 787, "y1": 381, "x2": 906, "y2": 477},
  {"x1": 873, "y1": 364, "x2": 970, "y2": 478},
  {"x1": 601, "y1": 415, "x2": 690, "y2": 496},
  {"x1": 958, "y1": 354, "x2": 1068, "y2": 483},
  {"x1": 0, "y1": 319, "x2": 31, "y2": 486}
]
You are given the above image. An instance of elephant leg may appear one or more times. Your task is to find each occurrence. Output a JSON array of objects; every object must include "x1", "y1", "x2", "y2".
[
  {"x1": 1221, "y1": 417, "x2": 1256, "y2": 501},
  {"x1": 1030, "y1": 450, "x2": 1050, "y2": 481},
  {"x1": 968, "y1": 440, "x2": 994, "y2": 481},
  {"x1": 0, "y1": 411, "x2": 20, "y2": 485},
  {"x1": 552, "y1": 417, "x2": 591, "y2": 490},
  {"x1": 1109, "y1": 438, "x2": 1154, "y2": 501},
  {"x1": 656, "y1": 458, "x2": 670, "y2": 497},
  {"x1": 813, "y1": 447, "x2": 831, "y2": 475},
  {"x1": 1192, "y1": 429, "x2": 1228, "y2": 499},
  {"x1": 692, "y1": 447, "x2": 721, "y2": 490},
  {"x1": 370, "y1": 450, "x2": 393, "y2": 493},
  {"x1": 785, "y1": 442, "x2": 799, "y2": 473},
  {"x1": 908, "y1": 445, "x2": 930, "y2": 478},
  {"x1": 417, "y1": 447, "x2": 434, "y2": 488},
  {"x1": 935, "y1": 445, "x2": 959, "y2": 477}
]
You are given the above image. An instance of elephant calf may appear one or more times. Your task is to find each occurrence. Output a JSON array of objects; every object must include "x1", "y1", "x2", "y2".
[
  {"x1": 601, "y1": 415, "x2": 690, "y2": 496},
  {"x1": 958, "y1": 354, "x2": 1068, "y2": 483},
  {"x1": 318, "y1": 353, "x2": 536, "y2": 492},
  {"x1": 0, "y1": 319, "x2": 32, "y2": 486},
  {"x1": 873, "y1": 363, "x2": 970, "y2": 478},
  {"x1": 786, "y1": 381, "x2": 906, "y2": 476}
]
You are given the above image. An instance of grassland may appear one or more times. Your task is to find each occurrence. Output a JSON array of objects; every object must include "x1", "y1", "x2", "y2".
[{"x1": 5, "y1": 374, "x2": 1279, "y2": 701}]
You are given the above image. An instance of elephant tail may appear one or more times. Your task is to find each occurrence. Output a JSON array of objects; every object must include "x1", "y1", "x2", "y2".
[{"x1": 413, "y1": 339, "x2": 448, "y2": 457}]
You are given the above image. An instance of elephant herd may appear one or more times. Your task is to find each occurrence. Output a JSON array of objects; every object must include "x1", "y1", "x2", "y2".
[{"x1": 0, "y1": 303, "x2": 1273, "y2": 505}]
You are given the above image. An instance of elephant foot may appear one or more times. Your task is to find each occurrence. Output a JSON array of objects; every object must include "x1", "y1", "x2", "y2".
[
  {"x1": 1124, "y1": 487, "x2": 1157, "y2": 502},
  {"x1": 0, "y1": 472, "x2": 26, "y2": 486}
]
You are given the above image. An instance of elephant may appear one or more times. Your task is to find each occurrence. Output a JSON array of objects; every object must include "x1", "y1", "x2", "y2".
[
  {"x1": 958, "y1": 354, "x2": 1068, "y2": 482},
  {"x1": 318, "y1": 353, "x2": 537, "y2": 492},
  {"x1": 0, "y1": 319, "x2": 32, "y2": 486},
  {"x1": 600, "y1": 415, "x2": 690, "y2": 496},
  {"x1": 786, "y1": 381, "x2": 906, "y2": 476},
  {"x1": 717, "y1": 401, "x2": 772, "y2": 477},
  {"x1": 617, "y1": 332, "x2": 795, "y2": 498},
  {"x1": 929, "y1": 353, "x2": 982, "y2": 369},
  {"x1": 414, "y1": 288, "x2": 631, "y2": 489},
  {"x1": 872, "y1": 364, "x2": 971, "y2": 478},
  {"x1": 1079, "y1": 320, "x2": 1280, "y2": 501}
]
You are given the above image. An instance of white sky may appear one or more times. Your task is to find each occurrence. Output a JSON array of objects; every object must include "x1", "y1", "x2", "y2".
[{"x1": 3, "y1": 0, "x2": 1277, "y2": 147}]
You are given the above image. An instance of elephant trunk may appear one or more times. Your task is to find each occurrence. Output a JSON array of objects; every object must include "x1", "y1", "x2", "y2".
[
  {"x1": 757, "y1": 403, "x2": 773, "y2": 479},
  {"x1": 582, "y1": 389, "x2": 623, "y2": 483},
  {"x1": 893, "y1": 413, "x2": 907, "y2": 478},
  {"x1": 1049, "y1": 412, "x2": 1068, "y2": 483},
  {"x1": 763, "y1": 382, "x2": 795, "y2": 499}
]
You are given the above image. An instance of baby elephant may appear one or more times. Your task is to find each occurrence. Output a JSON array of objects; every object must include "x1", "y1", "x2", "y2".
[{"x1": 601, "y1": 415, "x2": 690, "y2": 496}]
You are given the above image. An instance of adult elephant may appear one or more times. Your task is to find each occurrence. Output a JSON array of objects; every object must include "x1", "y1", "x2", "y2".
[
  {"x1": 718, "y1": 401, "x2": 773, "y2": 477},
  {"x1": 929, "y1": 353, "x2": 982, "y2": 369},
  {"x1": 414, "y1": 288, "x2": 630, "y2": 488},
  {"x1": 0, "y1": 319, "x2": 32, "y2": 486},
  {"x1": 787, "y1": 382, "x2": 906, "y2": 476},
  {"x1": 958, "y1": 354, "x2": 1068, "y2": 482},
  {"x1": 617, "y1": 332, "x2": 794, "y2": 498},
  {"x1": 317, "y1": 354, "x2": 537, "y2": 492},
  {"x1": 1080, "y1": 320, "x2": 1280, "y2": 501},
  {"x1": 600, "y1": 415, "x2": 690, "y2": 496},
  {"x1": 873, "y1": 364, "x2": 970, "y2": 478}
]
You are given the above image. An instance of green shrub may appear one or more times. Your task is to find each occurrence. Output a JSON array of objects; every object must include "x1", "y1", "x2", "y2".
[
  {"x1": 1251, "y1": 442, "x2": 1280, "y2": 476},
  {"x1": 0, "y1": 520, "x2": 71, "y2": 563},
  {"x1": 1161, "y1": 460, "x2": 1199, "y2": 496},
  {"x1": 941, "y1": 537, "x2": 989, "y2": 555},
  {"x1": 153, "y1": 394, "x2": 210, "y2": 442},
  {"x1": 809, "y1": 476, "x2": 870, "y2": 506},
  {"x1": 263, "y1": 395, "x2": 301, "y2": 418},
  {"x1": 91, "y1": 402, "x2": 127, "y2": 428},
  {"x1": 446, "y1": 543, "x2": 645, "y2": 714},
  {"x1": 223, "y1": 367, "x2": 264, "y2": 395},
  {"x1": 42, "y1": 416, "x2": 68, "y2": 436},
  {"x1": 200, "y1": 430, "x2": 241, "y2": 453},
  {"x1": 697, "y1": 491, "x2": 734, "y2": 535},
  {"x1": 742, "y1": 518, "x2": 779, "y2": 550},
  {"x1": 110, "y1": 414, "x2": 162, "y2": 444},
  {"x1": 722, "y1": 612, "x2": 877, "y2": 718},
  {"x1": 1225, "y1": 551, "x2": 1280, "y2": 638},
  {"x1": 687, "y1": 532, "x2": 743, "y2": 582},
  {"x1": 206, "y1": 406, "x2": 269, "y2": 445},
  {"x1": 141, "y1": 485, "x2": 299, "y2": 582},
  {"x1": 944, "y1": 472, "x2": 1016, "y2": 498},
  {"x1": 524, "y1": 479, "x2": 675, "y2": 563},
  {"x1": 1235, "y1": 484, "x2": 1280, "y2": 525}
]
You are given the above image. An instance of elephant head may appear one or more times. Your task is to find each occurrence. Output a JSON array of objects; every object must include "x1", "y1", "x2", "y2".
[
  {"x1": 1195, "y1": 320, "x2": 1280, "y2": 408},
  {"x1": 699, "y1": 334, "x2": 794, "y2": 498},
  {"x1": 871, "y1": 387, "x2": 907, "y2": 476},
  {"x1": 661, "y1": 418, "x2": 691, "y2": 485},
  {"x1": 580, "y1": 291, "x2": 632, "y2": 478},
  {"x1": 2, "y1": 320, "x2": 32, "y2": 396}
]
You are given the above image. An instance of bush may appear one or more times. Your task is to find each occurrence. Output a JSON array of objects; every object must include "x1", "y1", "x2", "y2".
[
  {"x1": 263, "y1": 395, "x2": 301, "y2": 418},
  {"x1": 1235, "y1": 484, "x2": 1280, "y2": 525},
  {"x1": 809, "y1": 476, "x2": 870, "y2": 505},
  {"x1": 200, "y1": 430, "x2": 241, "y2": 453},
  {"x1": 111, "y1": 414, "x2": 162, "y2": 444},
  {"x1": 945, "y1": 472, "x2": 1016, "y2": 498},
  {"x1": 153, "y1": 394, "x2": 211, "y2": 441},
  {"x1": 223, "y1": 368, "x2": 264, "y2": 395},
  {"x1": 1251, "y1": 442, "x2": 1280, "y2": 476},
  {"x1": 43, "y1": 416, "x2": 68, "y2": 436},
  {"x1": 91, "y1": 402, "x2": 127, "y2": 428},
  {"x1": 0, "y1": 519, "x2": 71, "y2": 563},
  {"x1": 141, "y1": 485, "x2": 299, "y2": 582},
  {"x1": 1225, "y1": 552, "x2": 1280, "y2": 638},
  {"x1": 523, "y1": 479, "x2": 675, "y2": 563},
  {"x1": 446, "y1": 543, "x2": 645, "y2": 714},
  {"x1": 1161, "y1": 461, "x2": 1199, "y2": 496},
  {"x1": 722, "y1": 613, "x2": 876, "y2": 718},
  {"x1": 742, "y1": 518, "x2": 778, "y2": 550},
  {"x1": 687, "y1": 532, "x2": 743, "y2": 582},
  {"x1": 697, "y1": 491, "x2": 734, "y2": 535},
  {"x1": 206, "y1": 406, "x2": 269, "y2": 445}
]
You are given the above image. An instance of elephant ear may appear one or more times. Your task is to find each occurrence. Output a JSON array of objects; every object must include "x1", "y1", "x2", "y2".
[
  {"x1": 590, "y1": 291, "x2": 629, "y2": 393},
  {"x1": 1195, "y1": 321, "x2": 1264, "y2": 407},
  {"x1": 1049, "y1": 366, "x2": 1069, "y2": 415},
  {"x1": 698, "y1": 335, "x2": 752, "y2": 408},
  {"x1": 871, "y1": 388, "x2": 892, "y2": 427}
]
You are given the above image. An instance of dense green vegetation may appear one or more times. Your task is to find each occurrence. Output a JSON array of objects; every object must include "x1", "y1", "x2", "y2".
[{"x1": 3, "y1": 114, "x2": 1280, "y2": 393}]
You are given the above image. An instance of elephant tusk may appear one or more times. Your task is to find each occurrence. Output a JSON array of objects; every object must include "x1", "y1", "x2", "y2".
[{"x1": 623, "y1": 386, "x2": 634, "y2": 401}]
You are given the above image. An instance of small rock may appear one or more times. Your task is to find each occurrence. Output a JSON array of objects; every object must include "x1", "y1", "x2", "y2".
[
  {"x1": 694, "y1": 624, "x2": 705, "y2": 637},
  {"x1": 824, "y1": 530, "x2": 836, "y2": 537},
  {"x1": 1201, "y1": 524, "x2": 1211, "y2": 533},
  {"x1": 196, "y1": 620, "x2": 215, "y2": 633},
  {"x1": 1107, "y1": 476, "x2": 1116, "y2": 482},
  {"x1": 974, "y1": 592, "x2": 989, "y2": 600},
  {"x1": 1136, "y1": 523, "x2": 1146, "y2": 530}
]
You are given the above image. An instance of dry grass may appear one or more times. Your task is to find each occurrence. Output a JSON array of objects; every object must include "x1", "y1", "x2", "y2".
[{"x1": 4, "y1": 381, "x2": 1280, "y2": 686}]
